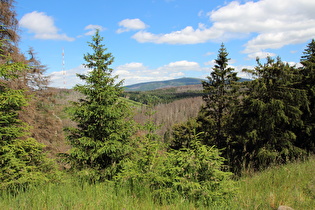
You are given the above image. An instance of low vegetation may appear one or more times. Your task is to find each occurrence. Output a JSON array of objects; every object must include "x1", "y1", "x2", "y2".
[{"x1": 1, "y1": 156, "x2": 314, "y2": 209}]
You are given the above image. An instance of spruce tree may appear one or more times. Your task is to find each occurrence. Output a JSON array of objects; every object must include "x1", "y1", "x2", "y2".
[
  {"x1": 199, "y1": 43, "x2": 239, "y2": 149},
  {"x1": 230, "y1": 57, "x2": 307, "y2": 172},
  {"x1": 298, "y1": 39, "x2": 315, "y2": 151},
  {"x1": 0, "y1": 0, "x2": 60, "y2": 151},
  {"x1": 66, "y1": 30, "x2": 134, "y2": 180},
  {"x1": 0, "y1": 47, "x2": 57, "y2": 189}
]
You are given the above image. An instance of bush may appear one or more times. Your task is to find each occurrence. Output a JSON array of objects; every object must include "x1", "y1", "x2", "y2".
[{"x1": 115, "y1": 132, "x2": 236, "y2": 206}]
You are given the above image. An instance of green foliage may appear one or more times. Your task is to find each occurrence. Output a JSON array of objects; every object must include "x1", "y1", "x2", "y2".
[
  {"x1": 65, "y1": 30, "x2": 134, "y2": 180},
  {"x1": 124, "y1": 88, "x2": 204, "y2": 105},
  {"x1": 1, "y1": 157, "x2": 315, "y2": 209},
  {"x1": 0, "y1": 136, "x2": 58, "y2": 189},
  {"x1": 116, "y1": 128, "x2": 235, "y2": 206},
  {"x1": 297, "y1": 39, "x2": 315, "y2": 152},
  {"x1": 230, "y1": 57, "x2": 308, "y2": 172},
  {"x1": 170, "y1": 118, "x2": 200, "y2": 150},
  {"x1": 0, "y1": 52, "x2": 58, "y2": 189},
  {"x1": 200, "y1": 43, "x2": 239, "y2": 148}
]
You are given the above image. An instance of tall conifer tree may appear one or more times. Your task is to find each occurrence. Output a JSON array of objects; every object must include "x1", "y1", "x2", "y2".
[
  {"x1": 298, "y1": 39, "x2": 315, "y2": 151},
  {"x1": 230, "y1": 57, "x2": 307, "y2": 172},
  {"x1": 0, "y1": 0, "x2": 59, "y2": 149},
  {"x1": 0, "y1": 46, "x2": 57, "y2": 188},
  {"x1": 66, "y1": 30, "x2": 134, "y2": 179},
  {"x1": 199, "y1": 43, "x2": 239, "y2": 149}
]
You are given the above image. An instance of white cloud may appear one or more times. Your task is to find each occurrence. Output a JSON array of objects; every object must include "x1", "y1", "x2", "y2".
[
  {"x1": 236, "y1": 65, "x2": 256, "y2": 79},
  {"x1": 129, "y1": 0, "x2": 315, "y2": 58},
  {"x1": 132, "y1": 25, "x2": 223, "y2": 44},
  {"x1": 205, "y1": 51, "x2": 215, "y2": 56},
  {"x1": 49, "y1": 65, "x2": 88, "y2": 88},
  {"x1": 113, "y1": 62, "x2": 173, "y2": 85},
  {"x1": 246, "y1": 51, "x2": 276, "y2": 60},
  {"x1": 170, "y1": 72, "x2": 185, "y2": 77},
  {"x1": 117, "y1": 62, "x2": 147, "y2": 70},
  {"x1": 84, "y1": 24, "x2": 106, "y2": 36},
  {"x1": 49, "y1": 59, "x2": 257, "y2": 88},
  {"x1": 209, "y1": 0, "x2": 315, "y2": 55},
  {"x1": 116, "y1": 18, "x2": 148, "y2": 33},
  {"x1": 204, "y1": 60, "x2": 216, "y2": 66},
  {"x1": 164, "y1": 60, "x2": 200, "y2": 70},
  {"x1": 19, "y1": 11, "x2": 74, "y2": 41},
  {"x1": 114, "y1": 60, "x2": 207, "y2": 85}
]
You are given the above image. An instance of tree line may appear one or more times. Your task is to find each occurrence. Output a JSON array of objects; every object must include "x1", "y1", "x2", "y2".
[
  {"x1": 123, "y1": 87, "x2": 204, "y2": 105},
  {"x1": 172, "y1": 42, "x2": 315, "y2": 174}
]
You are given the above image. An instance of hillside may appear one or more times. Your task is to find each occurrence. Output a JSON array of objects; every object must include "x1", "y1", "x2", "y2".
[
  {"x1": 124, "y1": 77, "x2": 204, "y2": 91},
  {"x1": 124, "y1": 77, "x2": 251, "y2": 91}
]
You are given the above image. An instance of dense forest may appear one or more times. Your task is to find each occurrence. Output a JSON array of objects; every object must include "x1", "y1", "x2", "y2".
[{"x1": 1, "y1": 0, "x2": 315, "y2": 208}]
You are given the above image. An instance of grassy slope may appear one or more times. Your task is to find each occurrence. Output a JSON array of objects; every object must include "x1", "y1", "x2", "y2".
[
  {"x1": 232, "y1": 156, "x2": 315, "y2": 209},
  {"x1": 1, "y1": 157, "x2": 314, "y2": 209}
]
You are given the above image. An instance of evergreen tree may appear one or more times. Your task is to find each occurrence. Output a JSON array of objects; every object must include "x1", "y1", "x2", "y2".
[
  {"x1": 199, "y1": 43, "x2": 239, "y2": 149},
  {"x1": 0, "y1": 0, "x2": 59, "y2": 151},
  {"x1": 0, "y1": 0, "x2": 20, "y2": 60},
  {"x1": 298, "y1": 39, "x2": 315, "y2": 151},
  {"x1": 170, "y1": 118, "x2": 200, "y2": 150},
  {"x1": 0, "y1": 47, "x2": 57, "y2": 189},
  {"x1": 116, "y1": 129, "x2": 235, "y2": 206},
  {"x1": 230, "y1": 57, "x2": 307, "y2": 172},
  {"x1": 66, "y1": 30, "x2": 134, "y2": 180}
]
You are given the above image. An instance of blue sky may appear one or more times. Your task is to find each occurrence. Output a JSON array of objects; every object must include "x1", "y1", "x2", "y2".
[{"x1": 16, "y1": 0, "x2": 315, "y2": 88}]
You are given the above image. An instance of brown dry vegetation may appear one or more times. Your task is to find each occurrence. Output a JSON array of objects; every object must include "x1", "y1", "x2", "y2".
[
  {"x1": 37, "y1": 87, "x2": 204, "y2": 156},
  {"x1": 134, "y1": 96, "x2": 204, "y2": 137}
]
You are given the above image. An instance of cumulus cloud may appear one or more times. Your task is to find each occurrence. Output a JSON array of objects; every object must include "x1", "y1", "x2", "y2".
[
  {"x1": 162, "y1": 60, "x2": 200, "y2": 70},
  {"x1": 48, "y1": 59, "x2": 254, "y2": 88},
  {"x1": 19, "y1": 11, "x2": 74, "y2": 41},
  {"x1": 132, "y1": 25, "x2": 223, "y2": 44},
  {"x1": 113, "y1": 60, "x2": 207, "y2": 85},
  {"x1": 211, "y1": 0, "x2": 315, "y2": 54},
  {"x1": 49, "y1": 65, "x2": 88, "y2": 88},
  {"x1": 205, "y1": 51, "x2": 215, "y2": 56},
  {"x1": 84, "y1": 24, "x2": 106, "y2": 36},
  {"x1": 113, "y1": 62, "x2": 172, "y2": 85},
  {"x1": 246, "y1": 51, "x2": 276, "y2": 60},
  {"x1": 116, "y1": 18, "x2": 148, "y2": 33},
  {"x1": 204, "y1": 60, "x2": 216, "y2": 66},
  {"x1": 129, "y1": 0, "x2": 315, "y2": 58}
]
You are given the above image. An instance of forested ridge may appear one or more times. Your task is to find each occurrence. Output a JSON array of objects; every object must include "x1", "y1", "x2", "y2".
[{"x1": 1, "y1": 0, "x2": 315, "y2": 208}]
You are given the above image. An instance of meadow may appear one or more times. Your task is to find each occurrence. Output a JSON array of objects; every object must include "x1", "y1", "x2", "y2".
[{"x1": 1, "y1": 156, "x2": 314, "y2": 209}]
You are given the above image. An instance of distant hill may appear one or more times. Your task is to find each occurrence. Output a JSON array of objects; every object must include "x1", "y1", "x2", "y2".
[
  {"x1": 124, "y1": 78, "x2": 204, "y2": 91},
  {"x1": 124, "y1": 77, "x2": 251, "y2": 91}
]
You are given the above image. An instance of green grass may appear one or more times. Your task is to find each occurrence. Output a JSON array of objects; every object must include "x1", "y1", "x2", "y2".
[
  {"x1": 1, "y1": 157, "x2": 315, "y2": 209},
  {"x1": 119, "y1": 96, "x2": 144, "y2": 107},
  {"x1": 0, "y1": 180, "x2": 197, "y2": 210},
  {"x1": 231, "y1": 156, "x2": 315, "y2": 209}
]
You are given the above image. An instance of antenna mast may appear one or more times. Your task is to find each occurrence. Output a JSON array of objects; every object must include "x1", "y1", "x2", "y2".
[{"x1": 62, "y1": 48, "x2": 66, "y2": 88}]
